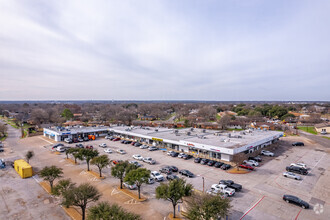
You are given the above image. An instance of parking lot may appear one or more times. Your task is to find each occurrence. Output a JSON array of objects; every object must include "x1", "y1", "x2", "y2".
[{"x1": 1, "y1": 124, "x2": 329, "y2": 220}]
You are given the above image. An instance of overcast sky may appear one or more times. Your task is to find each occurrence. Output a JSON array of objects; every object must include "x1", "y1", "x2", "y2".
[{"x1": 0, "y1": 0, "x2": 329, "y2": 101}]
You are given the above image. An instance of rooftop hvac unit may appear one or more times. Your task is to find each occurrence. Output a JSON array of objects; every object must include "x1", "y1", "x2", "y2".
[
  {"x1": 155, "y1": 129, "x2": 158, "y2": 132},
  {"x1": 175, "y1": 130, "x2": 179, "y2": 133},
  {"x1": 224, "y1": 139, "x2": 230, "y2": 142},
  {"x1": 237, "y1": 135, "x2": 242, "y2": 138},
  {"x1": 228, "y1": 133, "x2": 231, "y2": 138},
  {"x1": 190, "y1": 128, "x2": 194, "y2": 131},
  {"x1": 186, "y1": 131, "x2": 191, "y2": 135},
  {"x1": 202, "y1": 129, "x2": 206, "y2": 133}
]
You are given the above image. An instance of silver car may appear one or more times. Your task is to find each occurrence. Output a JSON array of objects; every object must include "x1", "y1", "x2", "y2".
[{"x1": 283, "y1": 172, "x2": 302, "y2": 180}]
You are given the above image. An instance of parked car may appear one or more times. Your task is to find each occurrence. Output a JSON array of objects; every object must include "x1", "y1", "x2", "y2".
[
  {"x1": 83, "y1": 136, "x2": 89, "y2": 141},
  {"x1": 260, "y1": 150, "x2": 274, "y2": 157},
  {"x1": 99, "y1": 143, "x2": 107, "y2": 148},
  {"x1": 129, "y1": 160, "x2": 142, "y2": 167},
  {"x1": 85, "y1": 145, "x2": 93, "y2": 149},
  {"x1": 200, "y1": 159, "x2": 209, "y2": 165},
  {"x1": 149, "y1": 146, "x2": 158, "y2": 151},
  {"x1": 207, "y1": 160, "x2": 216, "y2": 166},
  {"x1": 170, "y1": 152, "x2": 179, "y2": 157},
  {"x1": 121, "y1": 140, "x2": 126, "y2": 144},
  {"x1": 283, "y1": 172, "x2": 302, "y2": 180},
  {"x1": 75, "y1": 144, "x2": 84, "y2": 148},
  {"x1": 132, "y1": 154, "x2": 144, "y2": 160},
  {"x1": 292, "y1": 142, "x2": 304, "y2": 146},
  {"x1": 151, "y1": 171, "x2": 164, "y2": 181},
  {"x1": 113, "y1": 138, "x2": 121, "y2": 141},
  {"x1": 123, "y1": 182, "x2": 137, "y2": 190},
  {"x1": 105, "y1": 135, "x2": 112, "y2": 139},
  {"x1": 248, "y1": 156, "x2": 262, "y2": 162},
  {"x1": 179, "y1": 169, "x2": 194, "y2": 178},
  {"x1": 168, "y1": 165, "x2": 178, "y2": 172},
  {"x1": 64, "y1": 138, "x2": 72, "y2": 144},
  {"x1": 239, "y1": 164, "x2": 254, "y2": 170},
  {"x1": 159, "y1": 167, "x2": 172, "y2": 175},
  {"x1": 140, "y1": 144, "x2": 149, "y2": 149},
  {"x1": 116, "y1": 149, "x2": 126, "y2": 154},
  {"x1": 125, "y1": 141, "x2": 132, "y2": 144},
  {"x1": 219, "y1": 180, "x2": 242, "y2": 192},
  {"x1": 167, "y1": 174, "x2": 179, "y2": 181},
  {"x1": 167, "y1": 151, "x2": 174, "y2": 156},
  {"x1": 194, "y1": 157, "x2": 202, "y2": 163},
  {"x1": 134, "y1": 142, "x2": 142, "y2": 147},
  {"x1": 290, "y1": 163, "x2": 307, "y2": 169},
  {"x1": 0, "y1": 148, "x2": 4, "y2": 153},
  {"x1": 182, "y1": 154, "x2": 193, "y2": 160},
  {"x1": 243, "y1": 160, "x2": 259, "y2": 167},
  {"x1": 104, "y1": 148, "x2": 112, "y2": 154},
  {"x1": 143, "y1": 157, "x2": 156, "y2": 164},
  {"x1": 112, "y1": 160, "x2": 122, "y2": 165},
  {"x1": 178, "y1": 153, "x2": 186, "y2": 158},
  {"x1": 77, "y1": 138, "x2": 84, "y2": 142},
  {"x1": 206, "y1": 189, "x2": 228, "y2": 198},
  {"x1": 211, "y1": 184, "x2": 235, "y2": 197},
  {"x1": 220, "y1": 164, "x2": 231, "y2": 170},
  {"x1": 52, "y1": 143, "x2": 64, "y2": 149},
  {"x1": 131, "y1": 142, "x2": 136, "y2": 146},
  {"x1": 283, "y1": 195, "x2": 309, "y2": 209},
  {"x1": 57, "y1": 146, "x2": 66, "y2": 152},
  {"x1": 286, "y1": 166, "x2": 308, "y2": 175},
  {"x1": 147, "y1": 177, "x2": 155, "y2": 184},
  {"x1": 214, "y1": 162, "x2": 224, "y2": 168}
]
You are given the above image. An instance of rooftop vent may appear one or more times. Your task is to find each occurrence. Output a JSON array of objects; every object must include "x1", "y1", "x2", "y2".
[
  {"x1": 186, "y1": 131, "x2": 191, "y2": 135},
  {"x1": 202, "y1": 129, "x2": 206, "y2": 133},
  {"x1": 155, "y1": 129, "x2": 158, "y2": 132},
  {"x1": 190, "y1": 128, "x2": 194, "y2": 131},
  {"x1": 174, "y1": 130, "x2": 179, "y2": 134}
]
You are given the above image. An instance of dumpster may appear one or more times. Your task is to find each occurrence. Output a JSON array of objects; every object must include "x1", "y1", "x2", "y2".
[{"x1": 14, "y1": 159, "x2": 33, "y2": 178}]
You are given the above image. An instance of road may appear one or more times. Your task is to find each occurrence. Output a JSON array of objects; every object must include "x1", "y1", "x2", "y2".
[{"x1": 297, "y1": 130, "x2": 330, "y2": 147}]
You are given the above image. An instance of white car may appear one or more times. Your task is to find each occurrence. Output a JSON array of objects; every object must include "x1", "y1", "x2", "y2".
[
  {"x1": 57, "y1": 146, "x2": 66, "y2": 152},
  {"x1": 129, "y1": 160, "x2": 142, "y2": 167},
  {"x1": 105, "y1": 135, "x2": 112, "y2": 139},
  {"x1": 167, "y1": 151, "x2": 174, "y2": 156},
  {"x1": 132, "y1": 154, "x2": 144, "y2": 160},
  {"x1": 151, "y1": 171, "x2": 164, "y2": 181},
  {"x1": 104, "y1": 148, "x2": 112, "y2": 154},
  {"x1": 143, "y1": 157, "x2": 156, "y2": 164},
  {"x1": 116, "y1": 149, "x2": 126, "y2": 154},
  {"x1": 99, "y1": 143, "x2": 107, "y2": 148},
  {"x1": 243, "y1": 160, "x2": 259, "y2": 167},
  {"x1": 290, "y1": 163, "x2": 307, "y2": 169},
  {"x1": 140, "y1": 145, "x2": 149, "y2": 149},
  {"x1": 211, "y1": 184, "x2": 235, "y2": 196},
  {"x1": 261, "y1": 150, "x2": 274, "y2": 157},
  {"x1": 123, "y1": 182, "x2": 137, "y2": 190},
  {"x1": 283, "y1": 172, "x2": 302, "y2": 180},
  {"x1": 178, "y1": 153, "x2": 185, "y2": 158}
]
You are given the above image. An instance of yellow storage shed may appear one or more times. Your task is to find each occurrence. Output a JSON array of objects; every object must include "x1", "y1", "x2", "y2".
[{"x1": 14, "y1": 159, "x2": 33, "y2": 178}]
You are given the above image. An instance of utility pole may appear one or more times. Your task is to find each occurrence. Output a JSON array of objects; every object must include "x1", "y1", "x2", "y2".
[{"x1": 202, "y1": 177, "x2": 205, "y2": 193}]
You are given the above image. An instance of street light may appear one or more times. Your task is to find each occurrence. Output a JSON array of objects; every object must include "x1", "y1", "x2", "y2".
[{"x1": 202, "y1": 177, "x2": 205, "y2": 193}]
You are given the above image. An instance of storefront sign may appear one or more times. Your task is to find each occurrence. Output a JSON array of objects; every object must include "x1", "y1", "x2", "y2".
[
  {"x1": 246, "y1": 146, "x2": 254, "y2": 149},
  {"x1": 152, "y1": 138, "x2": 163, "y2": 142},
  {"x1": 210, "y1": 148, "x2": 220, "y2": 152}
]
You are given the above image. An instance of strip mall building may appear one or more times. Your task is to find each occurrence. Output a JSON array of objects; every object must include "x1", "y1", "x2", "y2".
[{"x1": 44, "y1": 125, "x2": 283, "y2": 162}]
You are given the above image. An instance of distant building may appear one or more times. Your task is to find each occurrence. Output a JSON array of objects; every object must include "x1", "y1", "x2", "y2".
[
  {"x1": 314, "y1": 123, "x2": 330, "y2": 134},
  {"x1": 250, "y1": 122, "x2": 275, "y2": 130}
]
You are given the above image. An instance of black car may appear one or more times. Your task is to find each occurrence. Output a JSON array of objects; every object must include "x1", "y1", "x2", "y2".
[
  {"x1": 121, "y1": 140, "x2": 126, "y2": 144},
  {"x1": 207, "y1": 160, "x2": 216, "y2": 166},
  {"x1": 200, "y1": 159, "x2": 209, "y2": 165},
  {"x1": 166, "y1": 174, "x2": 179, "y2": 181},
  {"x1": 170, "y1": 152, "x2": 179, "y2": 157},
  {"x1": 286, "y1": 166, "x2": 308, "y2": 175},
  {"x1": 221, "y1": 164, "x2": 231, "y2": 170},
  {"x1": 125, "y1": 141, "x2": 132, "y2": 144},
  {"x1": 160, "y1": 167, "x2": 172, "y2": 175},
  {"x1": 292, "y1": 142, "x2": 304, "y2": 146},
  {"x1": 0, "y1": 148, "x2": 4, "y2": 153},
  {"x1": 194, "y1": 157, "x2": 202, "y2": 163},
  {"x1": 179, "y1": 169, "x2": 194, "y2": 178},
  {"x1": 182, "y1": 154, "x2": 193, "y2": 160},
  {"x1": 149, "y1": 146, "x2": 158, "y2": 151},
  {"x1": 248, "y1": 156, "x2": 262, "y2": 162},
  {"x1": 134, "y1": 142, "x2": 142, "y2": 147},
  {"x1": 168, "y1": 166, "x2": 178, "y2": 172},
  {"x1": 219, "y1": 180, "x2": 242, "y2": 191},
  {"x1": 283, "y1": 195, "x2": 309, "y2": 209},
  {"x1": 75, "y1": 144, "x2": 84, "y2": 148},
  {"x1": 214, "y1": 162, "x2": 224, "y2": 168}
]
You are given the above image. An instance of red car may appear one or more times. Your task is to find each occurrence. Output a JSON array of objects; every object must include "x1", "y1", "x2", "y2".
[
  {"x1": 85, "y1": 145, "x2": 93, "y2": 149},
  {"x1": 131, "y1": 142, "x2": 136, "y2": 146},
  {"x1": 239, "y1": 164, "x2": 254, "y2": 170},
  {"x1": 112, "y1": 160, "x2": 122, "y2": 165},
  {"x1": 113, "y1": 138, "x2": 121, "y2": 141}
]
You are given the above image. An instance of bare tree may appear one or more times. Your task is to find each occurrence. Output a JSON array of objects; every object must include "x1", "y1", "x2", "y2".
[{"x1": 218, "y1": 115, "x2": 231, "y2": 130}]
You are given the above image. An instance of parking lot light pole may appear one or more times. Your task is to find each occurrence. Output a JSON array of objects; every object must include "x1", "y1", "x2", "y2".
[{"x1": 202, "y1": 177, "x2": 205, "y2": 193}]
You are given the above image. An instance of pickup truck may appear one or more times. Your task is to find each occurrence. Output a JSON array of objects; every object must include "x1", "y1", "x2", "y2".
[
  {"x1": 219, "y1": 180, "x2": 242, "y2": 192},
  {"x1": 211, "y1": 184, "x2": 235, "y2": 196}
]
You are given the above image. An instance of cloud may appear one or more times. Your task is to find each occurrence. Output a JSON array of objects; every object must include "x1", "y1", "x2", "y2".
[{"x1": 0, "y1": 0, "x2": 329, "y2": 101}]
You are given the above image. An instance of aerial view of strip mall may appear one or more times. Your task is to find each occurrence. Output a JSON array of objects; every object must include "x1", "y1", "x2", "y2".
[{"x1": 0, "y1": 1, "x2": 329, "y2": 220}]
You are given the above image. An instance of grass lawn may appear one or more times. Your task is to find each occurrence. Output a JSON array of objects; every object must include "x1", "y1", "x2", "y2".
[
  {"x1": 0, "y1": 135, "x2": 7, "y2": 141},
  {"x1": 227, "y1": 128, "x2": 244, "y2": 131},
  {"x1": 216, "y1": 114, "x2": 221, "y2": 120},
  {"x1": 297, "y1": 126, "x2": 317, "y2": 135}
]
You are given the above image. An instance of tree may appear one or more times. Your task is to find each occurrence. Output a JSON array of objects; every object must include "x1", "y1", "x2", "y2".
[
  {"x1": 53, "y1": 178, "x2": 76, "y2": 199},
  {"x1": 87, "y1": 202, "x2": 141, "y2": 220},
  {"x1": 39, "y1": 166, "x2": 63, "y2": 192},
  {"x1": 25, "y1": 151, "x2": 34, "y2": 163},
  {"x1": 111, "y1": 161, "x2": 137, "y2": 189},
  {"x1": 186, "y1": 193, "x2": 231, "y2": 220},
  {"x1": 218, "y1": 115, "x2": 231, "y2": 130},
  {"x1": 80, "y1": 149, "x2": 99, "y2": 171},
  {"x1": 62, "y1": 183, "x2": 101, "y2": 220},
  {"x1": 72, "y1": 148, "x2": 83, "y2": 164},
  {"x1": 91, "y1": 155, "x2": 110, "y2": 177},
  {"x1": 0, "y1": 123, "x2": 7, "y2": 138},
  {"x1": 232, "y1": 153, "x2": 247, "y2": 171},
  {"x1": 61, "y1": 108, "x2": 74, "y2": 121},
  {"x1": 156, "y1": 178, "x2": 193, "y2": 218},
  {"x1": 124, "y1": 168, "x2": 150, "y2": 199}
]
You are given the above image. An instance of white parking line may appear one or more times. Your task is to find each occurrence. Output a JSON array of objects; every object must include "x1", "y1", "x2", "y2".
[
  {"x1": 38, "y1": 137, "x2": 54, "y2": 145},
  {"x1": 298, "y1": 152, "x2": 326, "y2": 186}
]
